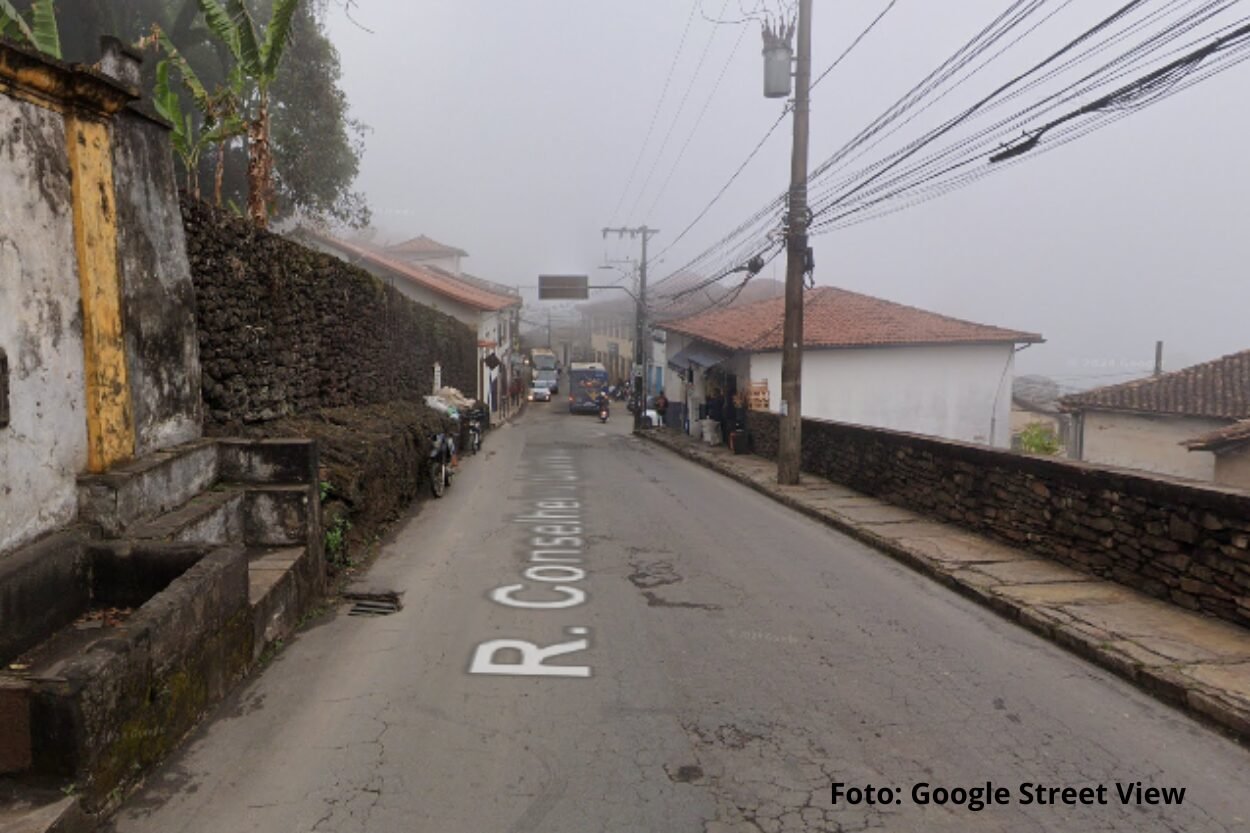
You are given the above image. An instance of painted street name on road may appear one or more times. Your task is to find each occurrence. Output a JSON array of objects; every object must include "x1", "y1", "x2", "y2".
[{"x1": 469, "y1": 450, "x2": 592, "y2": 677}]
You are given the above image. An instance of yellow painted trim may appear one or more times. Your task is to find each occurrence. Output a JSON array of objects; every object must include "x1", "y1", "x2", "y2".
[
  {"x1": 66, "y1": 114, "x2": 134, "y2": 472},
  {"x1": 0, "y1": 41, "x2": 134, "y2": 116}
]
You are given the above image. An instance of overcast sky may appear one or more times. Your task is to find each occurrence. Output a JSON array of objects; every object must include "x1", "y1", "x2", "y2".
[{"x1": 323, "y1": 1, "x2": 1249, "y2": 387}]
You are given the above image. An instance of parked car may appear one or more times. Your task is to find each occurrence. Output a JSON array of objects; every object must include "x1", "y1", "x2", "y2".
[
  {"x1": 535, "y1": 369, "x2": 559, "y2": 394},
  {"x1": 529, "y1": 385, "x2": 552, "y2": 402}
]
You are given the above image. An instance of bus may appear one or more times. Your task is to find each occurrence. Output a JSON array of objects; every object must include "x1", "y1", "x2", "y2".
[
  {"x1": 530, "y1": 348, "x2": 558, "y2": 373},
  {"x1": 567, "y1": 362, "x2": 609, "y2": 413}
]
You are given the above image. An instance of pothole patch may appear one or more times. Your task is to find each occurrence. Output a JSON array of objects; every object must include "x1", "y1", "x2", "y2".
[
  {"x1": 642, "y1": 591, "x2": 721, "y2": 610},
  {"x1": 628, "y1": 559, "x2": 682, "y2": 589},
  {"x1": 664, "y1": 763, "x2": 704, "y2": 783}
]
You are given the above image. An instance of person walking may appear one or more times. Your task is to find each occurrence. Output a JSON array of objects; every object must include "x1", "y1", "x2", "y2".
[
  {"x1": 706, "y1": 388, "x2": 724, "y2": 444},
  {"x1": 721, "y1": 388, "x2": 737, "y2": 447}
]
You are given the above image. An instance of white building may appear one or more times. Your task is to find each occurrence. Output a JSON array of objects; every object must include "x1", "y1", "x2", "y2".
[
  {"x1": 657, "y1": 287, "x2": 1042, "y2": 448},
  {"x1": 307, "y1": 234, "x2": 522, "y2": 418},
  {"x1": 1062, "y1": 349, "x2": 1250, "y2": 481}
]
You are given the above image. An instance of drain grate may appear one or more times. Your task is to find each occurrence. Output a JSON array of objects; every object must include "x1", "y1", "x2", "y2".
[
  {"x1": 344, "y1": 590, "x2": 402, "y2": 617},
  {"x1": 348, "y1": 599, "x2": 400, "y2": 616}
]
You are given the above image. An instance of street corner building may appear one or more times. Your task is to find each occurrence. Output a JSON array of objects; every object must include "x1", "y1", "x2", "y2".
[{"x1": 656, "y1": 285, "x2": 1043, "y2": 448}]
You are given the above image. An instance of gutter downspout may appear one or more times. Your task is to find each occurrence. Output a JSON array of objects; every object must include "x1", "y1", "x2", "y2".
[{"x1": 990, "y1": 343, "x2": 1032, "y2": 448}]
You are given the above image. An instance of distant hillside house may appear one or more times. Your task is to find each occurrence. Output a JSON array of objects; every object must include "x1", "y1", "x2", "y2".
[
  {"x1": 658, "y1": 286, "x2": 1042, "y2": 447},
  {"x1": 1183, "y1": 421, "x2": 1250, "y2": 490},
  {"x1": 1060, "y1": 349, "x2": 1250, "y2": 481}
]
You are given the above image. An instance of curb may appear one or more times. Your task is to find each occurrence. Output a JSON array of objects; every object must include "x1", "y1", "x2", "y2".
[{"x1": 640, "y1": 430, "x2": 1250, "y2": 747}]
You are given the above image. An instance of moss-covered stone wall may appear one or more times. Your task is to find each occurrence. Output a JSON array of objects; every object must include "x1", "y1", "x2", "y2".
[{"x1": 182, "y1": 199, "x2": 476, "y2": 432}]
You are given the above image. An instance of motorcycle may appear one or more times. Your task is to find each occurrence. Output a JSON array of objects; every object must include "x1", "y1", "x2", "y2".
[
  {"x1": 428, "y1": 432, "x2": 456, "y2": 498},
  {"x1": 598, "y1": 400, "x2": 610, "y2": 423},
  {"x1": 466, "y1": 408, "x2": 484, "y2": 455}
]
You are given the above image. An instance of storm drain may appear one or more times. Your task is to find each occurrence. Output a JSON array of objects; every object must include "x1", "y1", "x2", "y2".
[{"x1": 344, "y1": 590, "x2": 402, "y2": 617}]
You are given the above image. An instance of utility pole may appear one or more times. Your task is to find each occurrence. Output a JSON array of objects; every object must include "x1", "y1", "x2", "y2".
[
  {"x1": 777, "y1": 0, "x2": 812, "y2": 485},
  {"x1": 602, "y1": 226, "x2": 659, "y2": 432},
  {"x1": 547, "y1": 310, "x2": 552, "y2": 348}
]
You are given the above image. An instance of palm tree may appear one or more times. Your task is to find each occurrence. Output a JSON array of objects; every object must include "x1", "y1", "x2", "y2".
[
  {"x1": 0, "y1": 0, "x2": 62, "y2": 59},
  {"x1": 195, "y1": 0, "x2": 299, "y2": 227}
]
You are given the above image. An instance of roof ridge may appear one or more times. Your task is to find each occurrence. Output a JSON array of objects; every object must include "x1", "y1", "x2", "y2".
[
  {"x1": 660, "y1": 284, "x2": 1039, "y2": 352},
  {"x1": 1061, "y1": 348, "x2": 1250, "y2": 419},
  {"x1": 827, "y1": 285, "x2": 1034, "y2": 338},
  {"x1": 310, "y1": 233, "x2": 517, "y2": 312}
]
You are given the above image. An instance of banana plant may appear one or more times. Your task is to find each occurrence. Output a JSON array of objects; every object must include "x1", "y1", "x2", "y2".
[
  {"x1": 152, "y1": 59, "x2": 205, "y2": 197},
  {"x1": 0, "y1": 0, "x2": 62, "y2": 59},
  {"x1": 145, "y1": 24, "x2": 247, "y2": 205},
  {"x1": 195, "y1": 0, "x2": 300, "y2": 227}
]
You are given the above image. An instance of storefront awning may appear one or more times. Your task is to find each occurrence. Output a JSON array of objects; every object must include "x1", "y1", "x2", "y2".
[{"x1": 668, "y1": 343, "x2": 731, "y2": 371}]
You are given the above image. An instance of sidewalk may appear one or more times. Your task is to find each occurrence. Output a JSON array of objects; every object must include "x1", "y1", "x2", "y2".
[{"x1": 641, "y1": 428, "x2": 1250, "y2": 744}]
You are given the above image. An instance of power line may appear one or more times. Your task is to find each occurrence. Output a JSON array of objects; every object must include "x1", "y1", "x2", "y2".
[
  {"x1": 649, "y1": 0, "x2": 900, "y2": 281},
  {"x1": 650, "y1": 0, "x2": 1049, "y2": 295},
  {"x1": 606, "y1": 0, "x2": 701, "y2": 227},
  {"x1": 644, "y1": 20, "x2": 751, "y2": 219},
  {"x1": 650, "y1": 0, "x2": 1250, "y2": 321},
  {"x1": 625, "y1": 0, "x2": 735, "y2": 221},
  {"x1": 805, "y1": 3, "x2": 1250, "y2": 232}
]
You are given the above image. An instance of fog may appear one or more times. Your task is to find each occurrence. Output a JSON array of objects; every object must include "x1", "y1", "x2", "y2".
[{"x1": 323, "y1": 1, "x2": 1250, "y2": 389}]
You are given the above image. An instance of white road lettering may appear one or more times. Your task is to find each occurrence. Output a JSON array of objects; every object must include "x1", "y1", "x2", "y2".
[
  {"x1": 490, "y1": 583, "x2": 585, "y2": 609},
  {"x1": 471, "y1": 452, "x2": 594, "y2": 676},
  {"x1": 468, "y1": 632, "x2": 590, "y2": 677}
]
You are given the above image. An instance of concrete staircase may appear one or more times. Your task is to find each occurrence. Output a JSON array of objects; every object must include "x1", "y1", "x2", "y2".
[
  {"x1": 0, "y1": 437, "x2": 325, "y2": 831},
  {"x1": 77, "y1": 437, "x2": 325, "y2": 660}
]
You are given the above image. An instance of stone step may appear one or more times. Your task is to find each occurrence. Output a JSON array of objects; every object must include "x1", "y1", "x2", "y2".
[
  {"x1": 0, "y1": 785, "x2": 87, "y2": 833},
  {"x1": 218, "y1": 438, "x2": 318, "y2": 485},
  {"x1": 122, "y1": 484, "x2": 313, "y2": 549},
  {"x1": 247, "y1": 546, "x2": 315, "y2": 660},
  {"x1": 77, "y1": 439, "x2": 219, "y2": 537},
  {"x1": 237, "y1": 484, "x2": 314, "y2": 548},
  {"x1": 126, "y1": 489, "x2": 244, "y2": 546}
]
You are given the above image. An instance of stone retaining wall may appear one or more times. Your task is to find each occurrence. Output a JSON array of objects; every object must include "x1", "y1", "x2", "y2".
[
  {"x1": 183, "y1": 199, "x2": 476, "y2": 431},
  {"x1": 746, "y1": 411, "x2": 1250, "y2": 628}
]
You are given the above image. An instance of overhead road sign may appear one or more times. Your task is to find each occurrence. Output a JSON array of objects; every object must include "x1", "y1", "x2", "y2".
[{"x1": 538, "y1": 274, "x2": 589, "y2": 300}]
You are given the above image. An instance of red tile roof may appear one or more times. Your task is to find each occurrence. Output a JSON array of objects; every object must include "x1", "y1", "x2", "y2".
[
  {"x1": 660, "y1": 286, "x2": 1042, "y2": 352},
  {"x1": 1063, "y1": 349, "x2": 1250, "y2": 419},
  {"x1": 311, "y1": 234, "x2": 519, "y2": 313},
  {"x1": 1183, "y1": 420, "x2": 1250, "y2": 452},
  {"x1": 386, "y1": 235, "x2": 468, "y2": 259}
]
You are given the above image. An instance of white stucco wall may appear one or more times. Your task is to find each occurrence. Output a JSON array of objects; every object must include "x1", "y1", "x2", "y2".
[
  {"x1": 1079, "y1": 411, "x2": 1225, "y2": 481},
  {"x1": 0, "y1": 98, "x2": 90, "y2": 555},
  {"x1": 386, "y1": 272, "x2": 480, "y2": 329},
  {"x1": 1214, "y1": 445, "x2": 1250, "y2": 490},
  {"x1": 749, "y1": 343, "x2": 1017, "y2": 447},
  {"x1": 478, "y1": 309, "x2": 516, "y2": 413}
]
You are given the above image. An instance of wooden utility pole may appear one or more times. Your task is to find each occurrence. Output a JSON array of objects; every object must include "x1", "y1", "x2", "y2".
[{"x1": 778, "y1": 0, "x2": 812, "y2": 485}]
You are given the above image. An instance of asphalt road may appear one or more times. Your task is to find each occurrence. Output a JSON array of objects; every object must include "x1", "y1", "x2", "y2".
[{"x1": 108, "y1": 399, "x2": 1250, "y2": 833}]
